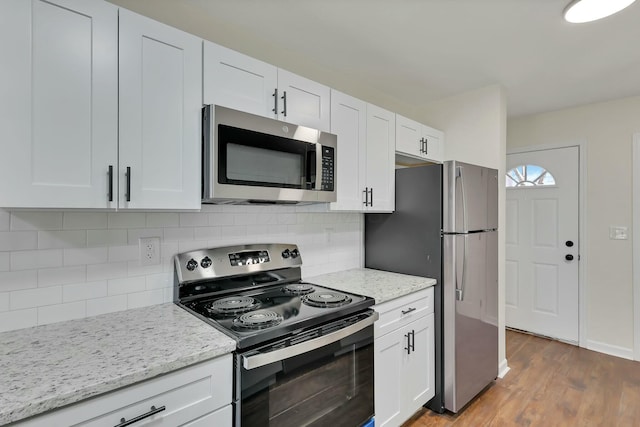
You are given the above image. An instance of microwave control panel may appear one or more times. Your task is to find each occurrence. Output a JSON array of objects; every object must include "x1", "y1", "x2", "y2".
[{"x1": 321, "y1": 147, "x2": 335, "y2": 191}]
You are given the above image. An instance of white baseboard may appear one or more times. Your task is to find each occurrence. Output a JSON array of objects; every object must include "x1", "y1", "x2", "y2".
[
  {"x1": 586, "y1": 340, "x2": 634, "y2": 360},
  {"x1": 498, "y1": 358, "x2": 510, "y2": 378}
]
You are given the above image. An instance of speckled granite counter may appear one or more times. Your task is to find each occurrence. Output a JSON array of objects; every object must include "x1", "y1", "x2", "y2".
[
  {"x1": 307, "y1": 268, "x2": 436, "y2": 304},
  {"x1": 0, "y1": 303, "x2": 236, "y2": 426}
]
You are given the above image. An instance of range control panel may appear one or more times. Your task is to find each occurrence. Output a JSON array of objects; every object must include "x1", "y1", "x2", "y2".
[{"x1": 175, "y1": 243, "x2": 302, "y2": 283}]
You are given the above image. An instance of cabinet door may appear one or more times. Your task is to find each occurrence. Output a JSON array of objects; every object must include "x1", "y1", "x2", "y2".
[
  {"x1": 374, "y1": 329, "x2": 404, "y2": 427},
  {"x1": 329, "y1": 90, "x2": 367, "y2": 211},
  {"x1": 422, "y1": 126, "x2": 444, "y2": 163},
  {"x1": 403, "y1": 313, "x2": 436, "y2": 418},
  {"x1": 0, "y1": 0, "x2": 118, "y2": 208},
  {"x1": 396, "y1": 115, "x2": 423, "y2": 159},
  {"x1": 277, "y1": 69, "x2": 331, "y2": 132},
  {"x1": 365, "y1": 104, "x2": 395, "y2": 212},
  {"x1": 119, "y1": 9, "x2": 202, "y2": 209},
  {"x1": 203, "y1": 41, "x2": 278, "y2": 119}
]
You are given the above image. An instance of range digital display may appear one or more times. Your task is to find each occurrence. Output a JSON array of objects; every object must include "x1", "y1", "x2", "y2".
[{"x1": 229, "y1": 250, "x2": 270, "y2": 266}]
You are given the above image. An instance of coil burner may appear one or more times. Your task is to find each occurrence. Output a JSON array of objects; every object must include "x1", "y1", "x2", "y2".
[
  {"x1": 302, "y1": 291, "x2": 352, "y2": 308},
  {"x1": 282, "y1": 282, "x2": 315, "y2": 296},
  {"x1": 206, "y1": 296, "x2": 261, "y2": 317},
  {"x1": 232, "y1": 310, "x2": 284, "y2": 330}
]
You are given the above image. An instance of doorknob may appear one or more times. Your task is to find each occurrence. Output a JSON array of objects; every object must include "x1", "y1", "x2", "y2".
[
  {"x1": 566, "y1": 240, "x2": 574, "y2": 247},
  {"x1": 565, "y1": 254, "x2": 574, "y2": 261}
]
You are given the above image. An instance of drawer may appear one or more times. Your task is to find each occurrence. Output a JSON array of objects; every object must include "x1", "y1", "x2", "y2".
[
  {"x1": 183, "y1": 404, "x2": 232, "y2": 427},
  {"x1": 14, "y1": 354, "x2": 232, "y2": 427},
  {"x1": 374, "y1": 287, "x2": 433, "y2": 338}
]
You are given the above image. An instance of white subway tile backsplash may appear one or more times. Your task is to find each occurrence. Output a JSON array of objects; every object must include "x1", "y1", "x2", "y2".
[
  {"x1": 0, "y1": 209, "x2": 363, "y2": 332},
  {"x1": 0, "y1": 308, "x2": 37, "y2": 332},
  {"x1": 86, "y1": 262, "x2": 128, "y2": 281},
  {"x1": 0, "y1": 209, "x2": 10, "y2": 231},
  {"x1": 38, "y1": 230, "x2": 87, "y2": 249},
  {"x1": 87, "y1": 229, "x2": 128, "y2": 247},
  {"x1": 0, "y1": 231, "x2": 38, "y2": 251},
  {"x1": 10, "y1": 286, "x2": 62, "y2": 310},
  {"x1": 38, "y1": 301, "x2": 86, "y2": 325},
  {"x1": 108, "y1": 277, "x2": 146, "y2": 296},
  {"x1": 38, "y1": 266, "x2": 86, "y2": 288},
  {"x1": 127, "y1": 261, "x2": 162, "y2": 278},
  {"x1": 146, "y1": 273, "x2": 171, "y2": 290},
  {"x1": 10, "y1": 211, "x2": 63, "y2": 231},
  {"x1": 108, "y1": 212, "x2": 146, "y2": 229},
  {"x1": 208, "y1": 213, "x2": 235, "y2": 226},
  {"x1": 63, "y1": 212, "x2": 108, "y2": 230},
  {"x1": 64, "y1": 247, "x2": 108, "y2": 266},
  {"x1": 127, "y1": 228, "x2": 163, "y2": 245},
  {"x1": 108, "y1": 245, "x2": 139, "y2": 262},
  {"x1": 163, "y1": 227, "x2": 195, "y2": 241},
  {"x1": 86, "y1": 295, "x2": 128, "y2": 317},
  {"x1": 179, "y1": 213, "x2": 209, "y2": 227},
  {"x1": 63, "y1": 281, "x2": 107, "y2": 302},
  {"x1": 0, "y1": 253, "x2": 9, "y2": 272},
  {"x1": 0, "y1": 270, "x2": 38, "y2": 292},
  {"x1": 146, "y1": 213, "x2": 180, "y2": 228},
  {"x1": 0, "y1": 293, "x2": 9, "y2": 312},
  {"x1": 127, "y1": 289, "x2": 164, "y2": 309},
  {"x1": 10, "y1": 249, "x2": 63, "y2": 271}
]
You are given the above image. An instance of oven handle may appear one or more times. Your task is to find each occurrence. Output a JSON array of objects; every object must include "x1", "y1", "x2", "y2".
[{"x1": 242, "y1": 311, "x2": 379, "y2": 370}]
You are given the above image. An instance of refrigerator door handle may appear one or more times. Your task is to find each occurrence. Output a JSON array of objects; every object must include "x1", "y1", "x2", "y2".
[
  {"x1": 456, "y1": 235, "x2": 467, "y2": 301},
  {"x1": 456, "y1": 166, "x2": 469, "y2": 233}
]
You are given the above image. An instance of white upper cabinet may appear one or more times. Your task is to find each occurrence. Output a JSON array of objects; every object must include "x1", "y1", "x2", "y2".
[
  {"x1": 203, "y1": 42, "x2": 278, "y2": 119},
  {"x1": 366, "y1": 104, "x2": 396, "y2": 212},
  {"x1": 330, "y1": 90, "x2": 367, "y2": 211},
  {"x1": 277, "y1": 69, "x2": 330, "y2": 132},
  {"x1": 203, "y1": 42, "x2": 331, "y2": 132},
  {"x1": 396, "y1": 114, "x2": 444, "y2": 164},
  {"x1": 0, "y1": 0, "x2": 118, "y2": 209},
  {"x1": 330, "y1": 93, "x2": 395, "y2": 212},
  {"x1": 119, "y1": 9, "x2": 202, "y2": 210},
  {"x1": 0, "y1": 1, "x2": 201, "y2": 210}
]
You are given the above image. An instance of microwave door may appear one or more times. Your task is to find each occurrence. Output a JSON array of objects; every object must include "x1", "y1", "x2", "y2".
[{"x1": 306, "y1": 145, "x2": 321, "y2": 190}]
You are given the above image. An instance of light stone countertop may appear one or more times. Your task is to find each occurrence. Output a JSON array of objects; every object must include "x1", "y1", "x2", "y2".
[
  {"x1": 307, "y1": 268, "x2": 436, "y2": 304},
  {"x1": 0, "y1": 303, "x2": 236, "y2": 426}
]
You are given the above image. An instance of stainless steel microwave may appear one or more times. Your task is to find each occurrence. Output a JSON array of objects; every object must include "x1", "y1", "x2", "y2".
[{"x1": 202, "y1": 105, "x2": 337, "y2": 204}]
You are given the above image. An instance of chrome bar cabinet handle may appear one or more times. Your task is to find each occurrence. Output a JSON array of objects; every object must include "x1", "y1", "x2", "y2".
[{"x1": 114, "y1": 405, "x2": 165, "y2": 427}]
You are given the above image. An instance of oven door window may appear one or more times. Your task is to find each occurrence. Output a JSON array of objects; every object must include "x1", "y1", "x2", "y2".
[
  {"x1": 239, "y1": 327, "x2": 374, "y2": 427},
  {"x1": 218, "y1": 124, "x2": 316, "y2": 189}
]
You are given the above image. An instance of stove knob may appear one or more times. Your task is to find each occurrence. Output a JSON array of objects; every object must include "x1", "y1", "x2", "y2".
[
  {"x1": 186, "y1": 259, "x2": 198, "y2": 271},
  {"x1": 200, "y1": 256, "x2": 212, "y2": 268},
  {"x1": 291, "y1": 249, "x2": 300, "y2": 259},
  {"x1": 281, "y1": 249, "x2": 291, "y2": 259}
]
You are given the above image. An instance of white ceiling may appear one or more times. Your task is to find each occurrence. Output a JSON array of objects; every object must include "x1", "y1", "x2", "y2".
[{"x1": 112, "y1": 0, "x2": 640, "y2": 117}]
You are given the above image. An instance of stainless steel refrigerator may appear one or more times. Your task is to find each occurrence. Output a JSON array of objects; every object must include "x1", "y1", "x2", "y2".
[{"x1": 365, "y1": 161, "x2": 498, "y2": 414}]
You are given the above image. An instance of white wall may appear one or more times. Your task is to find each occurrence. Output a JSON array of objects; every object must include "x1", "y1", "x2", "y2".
[
  {"x1": 0, "y1": 205, "x2": 362, "y2": 332},
  {"x1": 508, "y1": 95, "x2": 640, "y2": 355},
  {"x1": 416, "y1": 85, "x2": 508, "y2": 372}
]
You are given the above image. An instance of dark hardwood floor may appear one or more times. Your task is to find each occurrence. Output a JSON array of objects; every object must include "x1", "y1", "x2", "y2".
[{"x1": 404, "y1": 330, "x2": 640, "y2": 426}]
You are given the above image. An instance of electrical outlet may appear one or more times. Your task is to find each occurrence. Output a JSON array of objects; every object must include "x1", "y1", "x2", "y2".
[{"x1": 139, "y1": 237, "x2": 160, "y2": 266}]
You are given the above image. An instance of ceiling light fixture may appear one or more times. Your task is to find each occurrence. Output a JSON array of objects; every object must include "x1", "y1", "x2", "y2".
[{"x1": 564, "y1": 0, "x2": 637, "y2": 23}]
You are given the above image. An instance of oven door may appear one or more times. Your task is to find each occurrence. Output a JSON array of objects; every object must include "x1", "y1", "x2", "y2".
[{"x1": 235, "y1": 312, "x2": 377, "y2": 427}]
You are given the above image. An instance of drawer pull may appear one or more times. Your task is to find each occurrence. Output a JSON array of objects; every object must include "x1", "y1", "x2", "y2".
[
  {"x1": 115, "y1": 405, "x2": 166, "y2": 427},
  {"x1": 401, "y1": 307, "x2": 416, "y2": 315}
]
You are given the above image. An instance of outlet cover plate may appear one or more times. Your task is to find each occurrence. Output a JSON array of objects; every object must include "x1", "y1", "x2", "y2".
[{"x1": 139, "y1": 237, "x2": 161, "y2": 266}]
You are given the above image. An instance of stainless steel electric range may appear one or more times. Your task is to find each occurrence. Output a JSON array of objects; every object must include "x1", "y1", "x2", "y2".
[{"x1": 174, "y1": 244, "x2": 377, "y2": 427}]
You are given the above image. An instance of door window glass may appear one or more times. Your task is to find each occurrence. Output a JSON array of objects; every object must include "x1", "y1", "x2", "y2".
[{"x1": 506, "y1": 164, "x2": 556, "y2": 188}]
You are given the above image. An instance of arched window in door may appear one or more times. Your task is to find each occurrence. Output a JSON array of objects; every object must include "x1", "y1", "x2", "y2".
[{"x1": 506, "y1": 164, "x2": 556, "y2": 188}]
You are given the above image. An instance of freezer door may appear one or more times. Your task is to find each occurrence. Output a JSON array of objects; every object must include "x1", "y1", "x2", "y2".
[
  {"x1": 443, "y1": 161, "x2": 498, "y2": 233},
  {"x1": 443, "y1": 231, "x2": 498, "y2": 412}
]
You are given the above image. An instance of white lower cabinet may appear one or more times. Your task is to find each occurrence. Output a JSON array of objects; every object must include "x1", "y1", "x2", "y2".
[
  {"x1": 374, "y1": 288, "x2": 435, "y2": 427},
  {"x1": 13, "y1": 355, "x2": 232, "y2": 427}
]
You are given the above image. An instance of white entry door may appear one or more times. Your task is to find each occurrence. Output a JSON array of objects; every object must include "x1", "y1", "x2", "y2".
[{"x1": 505, "y1": 146, "x2": 579, "y2": 343}]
